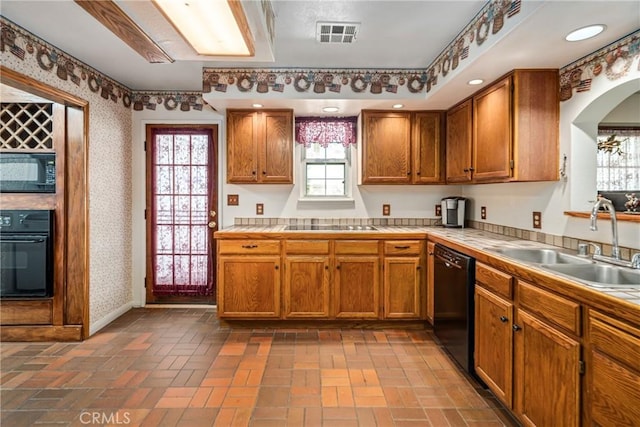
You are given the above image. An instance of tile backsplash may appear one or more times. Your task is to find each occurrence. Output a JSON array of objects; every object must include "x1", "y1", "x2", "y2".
[{"x1": 233, "y1": 217, "x2": 636, "y2": 261}]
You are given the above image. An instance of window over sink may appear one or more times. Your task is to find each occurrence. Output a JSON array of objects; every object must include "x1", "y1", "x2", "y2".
[{"x1": 295, "y1": 116, "x2": 357, "y2": 200}]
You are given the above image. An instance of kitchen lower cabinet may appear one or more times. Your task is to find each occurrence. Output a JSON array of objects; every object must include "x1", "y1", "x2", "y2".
[
  {"x1": 474, "y1": 261, "x2": 581, "y2": 427},
  {"x1": 217, "y1": 256, "x2": 281, "y2": 318},
  {"x1": 333, "y1": 240, "x2": 380, "y2": 319},
  {"x1": 514, "y1": 309, "x2": 580, "y2": 427},
  {"x1": 283, "y1": 240, "x2": 331, "y2": 318},
  {"x1": 585, "y1": 310, "x2": 640, "y2": 427},
  {"x1": 383, "y1": 240, "x2": 424, "y2": 319},
  {"x1": 475, "y1": 285, "x2": 513, "y2": 407},
  {"x1": 217, "y1": 240, "x2": 281, "y2": 318}
]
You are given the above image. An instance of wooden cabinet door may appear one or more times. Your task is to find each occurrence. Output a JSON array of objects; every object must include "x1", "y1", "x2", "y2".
[
  {"x1": 383, "y1": 257, "x2": 421, "y2": 319},
  {"x1": 587, "y1": 312, "x2": 640, "y2": 427},
  {"x1": 412, "y1": 111, "x2": 445, "y2": 184},
  {"x1": 227, "y1": 111, "x2": 259, "y2": 183},
  {"x1": 261, "y1": 110, "x2": 293, "y2": 183},
  {"x1": 217, "y1": 256, "x2": 281, "y2": 318},
  {"x1": 362, "y1": 111, "x2": 412, "y2": 183},
  {"x1": 473, "y1": 77, "x2": 512, "y2": 182},
  {"x1": 446, "y1": 99, "x2": 473, "y2": 183},
  {"x1": 475, "y1": 286, "x2": 514, "y2": 408},
  {"x1": 334, "y1": 256, "x2": 380, "y2": 318},
  {"x1": 284, "y1": 256, "x2": 330, "y2": 318},
  {"x1": 514, "y1": 310, "x2": 580, "y2": 427},
  {"x1": 426, "y1": 241, "x2": 435, "y2": 323}
]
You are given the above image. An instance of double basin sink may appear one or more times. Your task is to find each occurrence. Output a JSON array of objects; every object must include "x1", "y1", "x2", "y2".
[{"x1": 489, "y1": 248, "x2": 640, "y2": 288}]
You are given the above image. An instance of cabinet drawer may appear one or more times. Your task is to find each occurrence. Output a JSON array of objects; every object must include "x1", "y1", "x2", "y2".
[
  {"x1": 518, "y1": 280, "x2": 581, "y2": 336},
  {"x1": 335, "y1": 240, "x2": 379, "y2": 255},
  {"x1": 476, "y1": 262, "x2": 513, "y2": 299},
  {"x1": 384, "y1": 240, "x2": 422, "y2": 255},
  {"x1": 589, "y1": 311, "x2": 640, "y2": 369},
  {"x1": 218, "y1": 240, "x2": 280, "y2": 255},
  {"x1": 285, "y1": 240, "x2": 330, "y2": 254}
]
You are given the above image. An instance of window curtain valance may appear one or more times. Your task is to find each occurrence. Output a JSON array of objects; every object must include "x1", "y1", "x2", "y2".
[{"x1": 295, "y1": 116, "x2": 358, "y2": 147}]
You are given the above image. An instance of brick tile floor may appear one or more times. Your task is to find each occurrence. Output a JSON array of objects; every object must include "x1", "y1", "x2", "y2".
[{"x1": 0, "y1": 308, "x2": 519, "y2": 426}]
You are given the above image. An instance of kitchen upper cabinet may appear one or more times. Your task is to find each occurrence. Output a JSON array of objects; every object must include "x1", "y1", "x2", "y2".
[
  {"x1": 226, "y1": 109, "x2": 293, "y2": 183},
  {"x1": 446, "y1": 69, "x2": 559, "y2": 183},
  {"x1": 585, "y1": 310, "x2": 640, "y2": 427},
  {"x1": 383, "y1": 240, "x2": 424, "y2": 319},
  {"x1": 412, "y1": 111, "x2": 446, "y2": 184},
  {"x1": 446, "y1": 99, "x2": 473, "y2": 184},
  {"x1": 361, "y1": 110, "x2": 445, "y2": 184}
]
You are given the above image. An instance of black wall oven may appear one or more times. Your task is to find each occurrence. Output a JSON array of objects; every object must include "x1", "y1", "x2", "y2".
[{"x1": 0, "y1": 210, "x2": 54, "y2": 298}]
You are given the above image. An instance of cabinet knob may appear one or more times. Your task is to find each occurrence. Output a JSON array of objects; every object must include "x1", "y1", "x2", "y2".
[
  {"x1": 416, "y1": 266, "x2": 421, "y2": 270},
  {"x1": 463, "y1": 168, "x2": 469, "y2": 173},
  {"x1": 275, "y1": 265, "x2": 279, "y2": 270},
  {"x1": 499, "y1": 316, "x2": 508, "y2": 323},
  {"x1": 325, "y1": 265, "x2": 329, "y2": 270},
  {"x1": 262, "y1": 171, "x2": 267, "y2": 175},
  {"x1": 336, "y1": 265, "x2": 341, "y2": 270},
  {"x1": 407, "y1": 171, "x2": 411, "y2": 175},
  {"x1": 512, "y1": 324, "x2": 522, "y2": 331},
  {"x1": 468, "y1": 167, "x2": 475, "y2": 172},
  {"x1": 416, "y1": 171, "x2": 421, "y2": 175},
  {"x1": 252, "y1": 171, "x2": 256, "y2": 175}
]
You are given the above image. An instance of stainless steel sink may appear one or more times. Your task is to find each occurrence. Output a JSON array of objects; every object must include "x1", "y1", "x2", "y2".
[
  {"x1": 285, "y1": 224, "x2": 377, "y2": 231},
  {"x1": 541, "y1": 263, "x2": 640, "y2": 287},
  {"x1": 491, "y1": 248, "x2": 591, "y2": 265}
]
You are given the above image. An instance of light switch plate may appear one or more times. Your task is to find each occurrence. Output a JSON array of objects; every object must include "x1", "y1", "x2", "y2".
[
  {"x1": 382, "y1": 204, "x2": 391, "y2": 216},
  {"x1": 435, "y1": 204, "x2": 442, "y2": 217},
  {"x1": 227, "y1": 194, "x2": 239, "y2": 206},
  {"x1": 256, "y1": 203, "x2": 264, "y2": 215},
  {"x1": 533, "y1": 211, "x2": 542, "y2": 229},
  {"x1": 481, "y1": 206, "x2": 487, "y2": 220}
]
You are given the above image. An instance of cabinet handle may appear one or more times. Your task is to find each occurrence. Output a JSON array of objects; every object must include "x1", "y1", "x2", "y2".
[
  {"x1": 512, "y1": 324, "x2": 522, "y2": 331},
  {"x1": 500, "y1": 316, "x2": 508, "y2": 323},
  {"x1": 394, "y1": 245, "x2": 410, "y2": 249},
  {"x1": 241, "y1": 244, "x2": 258, "y2": 249},
  {"x1": 416, "y1": 266, "x2": 421, "y2": 270},
  {"x1": 275, "y1": 265, "x2": 279, "y2": 270}
]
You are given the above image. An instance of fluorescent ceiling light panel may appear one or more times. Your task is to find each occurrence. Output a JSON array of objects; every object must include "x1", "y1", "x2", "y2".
[{"x1": 153, "y1": 0, "x2": 255, "y2": 56}]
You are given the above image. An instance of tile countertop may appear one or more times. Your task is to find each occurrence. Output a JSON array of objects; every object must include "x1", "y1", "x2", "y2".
[{"x1": 214, "y1": 225, "x2": 640, "y2": 316}]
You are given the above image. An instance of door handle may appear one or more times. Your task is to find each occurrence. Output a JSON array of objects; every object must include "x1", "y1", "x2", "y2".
[
  {"x1": 208, "y1": 221, "x2": 217, "y2": 229},
  {"x1": 210, "y1": 210, "x2": 216, "y2": 217}
]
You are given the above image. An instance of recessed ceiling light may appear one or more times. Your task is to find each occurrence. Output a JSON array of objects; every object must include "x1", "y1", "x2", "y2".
[
  {"x1": 322, "y1": 106, "x2": 339, "y2": 113},
  {"x1": 392, "y1": 104, "x2": 404, "y2": 109},
  {"x1": 468, "y1": 79, "x2": 484, "y2": 85},
  {"x1": 252, "y1": 103, "x2": 263, "y2": 108},
  {"x1": 565, "y1": 25, "x2": 606, "y2": 42}
]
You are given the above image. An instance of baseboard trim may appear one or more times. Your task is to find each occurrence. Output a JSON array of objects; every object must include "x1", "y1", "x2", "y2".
[{"x1": 89, "y1": 302, "x2": 133, "y2": 336}]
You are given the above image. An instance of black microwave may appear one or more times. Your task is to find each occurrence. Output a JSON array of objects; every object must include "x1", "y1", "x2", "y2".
[{"x1": 0, "y1": 153, "x2": 56, "y2": 193}]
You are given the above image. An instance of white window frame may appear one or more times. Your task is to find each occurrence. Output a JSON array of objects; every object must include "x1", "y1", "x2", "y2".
[
  {"x1": 298, "y1": 142, "x2": 355, "y2": 204},
  {"x1": 597, "y1": 127, "x2": 640, "y2": 191}
]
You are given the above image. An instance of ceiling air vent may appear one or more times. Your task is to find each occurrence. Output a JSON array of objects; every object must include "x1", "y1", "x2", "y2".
[{"x1": 316, "y1": 22, "x2": 359, "y2": 44}]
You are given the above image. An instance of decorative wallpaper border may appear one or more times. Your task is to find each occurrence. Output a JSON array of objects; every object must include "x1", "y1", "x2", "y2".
[
  {"x1": 202, "y1": 0, "x2": 522, "y2": 97},
  {"x1": 559, "y1": 30, "x2": 640, "y2": 101},
  {"x1": 0, "y1": 17, "x2": 206, "y2": 112}
]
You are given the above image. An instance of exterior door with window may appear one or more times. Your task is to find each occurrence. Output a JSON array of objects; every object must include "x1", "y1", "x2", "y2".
[{"x1": 146, "y1": 125, "x2": 218, "y2": 303}]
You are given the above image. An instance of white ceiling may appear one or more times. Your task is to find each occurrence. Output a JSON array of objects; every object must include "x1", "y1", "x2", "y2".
[{"x1": 1, "y1": 1, "x2": 639, "y2": 114}]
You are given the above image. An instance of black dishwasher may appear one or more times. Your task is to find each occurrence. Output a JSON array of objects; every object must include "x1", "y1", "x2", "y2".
[{"x1": 432, "y1": 243, "x2": 476, "y2": 376}]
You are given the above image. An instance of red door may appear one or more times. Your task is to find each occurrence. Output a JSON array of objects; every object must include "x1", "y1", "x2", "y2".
[{"x1": 145, "y1": 125, "x2": 218, "y2": 303}]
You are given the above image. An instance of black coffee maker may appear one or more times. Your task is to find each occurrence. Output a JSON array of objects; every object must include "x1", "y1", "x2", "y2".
[{"x1": 441, "y1": 197, "x2": 467, "y2": 228}]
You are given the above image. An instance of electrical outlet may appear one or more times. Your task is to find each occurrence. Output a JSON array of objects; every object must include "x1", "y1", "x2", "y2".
[
  {"x1": 435, "y1": 204, "x2": 442, "y2": 217},
  {"x1": 481, "y1": 206, "x2": 487, "y2": 220},
  {"x1": 533, "y1": 211, "x2": 542, "y2": 229},
  {"x1": 256, "y1": 203, "x2": 264, "y2": 215},
  {"x1": 227, "y1": 194, "x2": 239, "y2": 206},
  {"x1": 382, "y1": 204, "x2": 391, "y2": 216}
]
